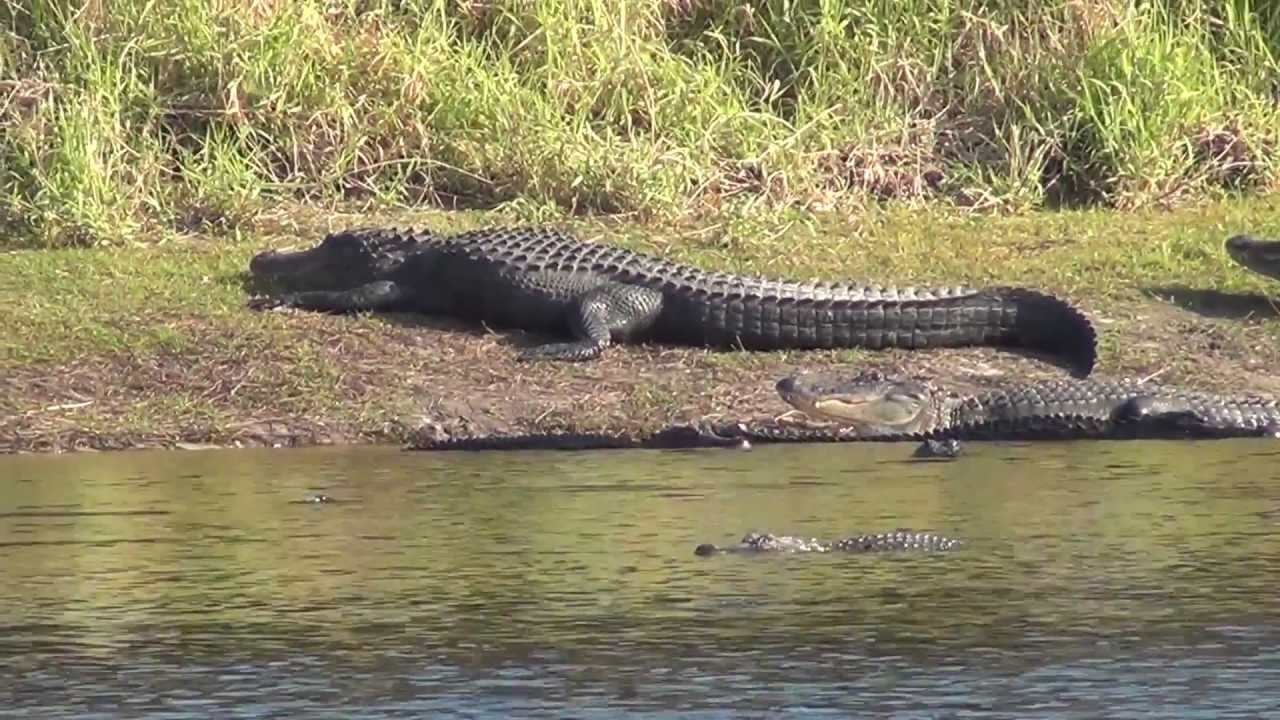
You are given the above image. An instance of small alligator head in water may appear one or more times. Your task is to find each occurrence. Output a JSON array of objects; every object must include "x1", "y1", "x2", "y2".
[
  {"x1": 1225, "y1": 234, "x2": 1280, "y2": 282},
  {"x1": 774, "y1": 370, "x2": 943, "y2": 436},
  {"x1": 249, "y1": 228, "x2": 434, "y2": 291},
  {"x1": 695, "y1": 532, "x2": 828, "y2": 555}
]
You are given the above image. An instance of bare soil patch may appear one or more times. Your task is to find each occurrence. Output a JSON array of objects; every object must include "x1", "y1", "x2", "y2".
[{"x1": 5, "y1": 288, "x2": 1280, "y2": 454}]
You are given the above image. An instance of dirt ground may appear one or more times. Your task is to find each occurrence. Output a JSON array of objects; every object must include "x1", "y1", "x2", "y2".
[{"x1": 5, "y1": 281, "x2": 1280, "y2": 454}]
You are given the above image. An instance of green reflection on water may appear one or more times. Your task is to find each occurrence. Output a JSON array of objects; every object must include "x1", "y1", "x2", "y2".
[{"x1": 1, "y1": 441, "x2": 1277, "y2": 667}]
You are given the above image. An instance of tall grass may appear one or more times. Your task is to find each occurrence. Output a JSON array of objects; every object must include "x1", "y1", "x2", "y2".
[{"x1": 2, "y1": 0, "x2": 1278, "y2": 248}]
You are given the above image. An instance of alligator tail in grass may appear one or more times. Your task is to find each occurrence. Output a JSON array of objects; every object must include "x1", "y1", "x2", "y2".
[
  {"x1": 249, "y1": 226, "x2": 1097, "y2": 376},
  {"x1": 770, "y1": 370, "x2": 1280, "y2": 441},
  {"x1": 694, "y1": 531, "x2": 963, "y2": 556}
]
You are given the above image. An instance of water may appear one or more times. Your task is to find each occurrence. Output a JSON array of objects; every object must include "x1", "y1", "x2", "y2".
[{"x1": 1, "y1": 440, "x2": 1279, "y2": 718}]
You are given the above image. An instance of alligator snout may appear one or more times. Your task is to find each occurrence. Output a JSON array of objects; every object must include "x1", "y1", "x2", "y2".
[
  {"x1": 249, "y1": 244, "x2": 313, "y2": 276},
  {"x1": 249, "y1": 250, "x2": 287, "y2": 276}
]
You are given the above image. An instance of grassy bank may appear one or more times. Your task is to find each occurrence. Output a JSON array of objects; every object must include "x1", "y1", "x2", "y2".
[
  {"x1": 3, "y1": 0, "x2": 1280, "y2": 248},
  {"x1": 3, "y1": 199, "x2": 1280, "y2": 452}
]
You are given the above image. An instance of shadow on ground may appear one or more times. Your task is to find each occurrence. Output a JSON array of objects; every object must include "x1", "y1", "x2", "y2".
[
  {"x1": 1144, "y1": 286, "x2": 1280, "y2": 321},
  {"x1": 233, "y1": 267, "x2": 543, "y2": 350}
]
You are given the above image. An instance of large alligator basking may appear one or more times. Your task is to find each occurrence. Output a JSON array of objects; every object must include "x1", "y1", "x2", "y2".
[
  {"x1": 408, "y1": 370, "x2": 1280, "y2": 451},
  {"x1": 249, "y1": 226, "x2": 1097, "y2": 375},
  {"x1": 694, "y1": 531, "x2": 963, "y2": 556}
]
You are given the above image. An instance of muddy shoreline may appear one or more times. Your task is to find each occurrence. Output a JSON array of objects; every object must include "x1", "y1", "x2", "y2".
[{"x1": 6, "y1": 290, "x2": 1280, "y2": 455}]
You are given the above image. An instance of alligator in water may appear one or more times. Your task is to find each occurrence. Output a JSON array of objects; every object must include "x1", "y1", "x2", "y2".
[
  {"x1": 249, "y1": 226, "x2": 1097, "y2": 375},
  {"x1": 694, "y1": 531, "x2": 963, "y2": 555},
  {"x1": 773, "y1": 370, "x2": 1280, "y2": 441},
  {"x1": 1225, "y1": 234, "x2": 1280, "y2": 282}
]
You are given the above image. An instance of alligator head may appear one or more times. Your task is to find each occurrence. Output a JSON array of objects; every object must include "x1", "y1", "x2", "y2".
[
  {"x1": 695, "y1": 532, "x2": 826, "y2": 555},
  {"x1": 774, "y1": 370, "x2": 939, "y2": 436},
  {"x1": 1225, "y1": 234, "x2": 1280, "y2": 282},
  {"x1": 249, "y1": 228, "x2": 435, "y2": 290}
]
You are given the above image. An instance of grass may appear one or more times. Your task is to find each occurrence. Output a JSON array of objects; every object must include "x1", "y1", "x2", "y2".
[
  {"x1": 3, "y1": 0, "x2": 1280, "y2": 248},
  {"x1": 4, "y1": 197, "x2": 1280, "y2": 452},
  {"x1": 4, "y1": 1, "x2": 1280, "y2": 450}
]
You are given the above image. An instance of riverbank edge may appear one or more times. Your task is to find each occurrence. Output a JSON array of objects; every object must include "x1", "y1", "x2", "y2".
[{"x1": 5, "y1": 202, "x2": 1280, "y2": 455}]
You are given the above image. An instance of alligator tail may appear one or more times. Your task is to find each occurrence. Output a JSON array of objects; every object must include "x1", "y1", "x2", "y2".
[
  {"x1": 991, "y1": 287, "x2": 1097, "y2": 378},
  {"x1": 408, "y1": 432, "x2": 638, "y2": 451}
]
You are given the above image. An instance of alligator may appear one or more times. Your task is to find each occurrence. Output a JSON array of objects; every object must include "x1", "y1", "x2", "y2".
[
  {"x1": 694, "y1": 531, "x2": 963, "y2": 555},
  {"x1": 1225, "y1": 234, "x2": 1280, "y2": 282},
  {"x1": 248, "y1": 226, "x2": 1097, "y2": 375},
  {"x1": 405, "y1": 421, "x2": 951, "y2": 451},
  {"x1": 407, "y1": 371, "x2": 1280, "y2": 452},
  {"x1": 408, "y1": 424, "x2": 749, "y2": 451},
  {"x1": 773, "y1": 370, "x2": 1280, "y2": 441}
]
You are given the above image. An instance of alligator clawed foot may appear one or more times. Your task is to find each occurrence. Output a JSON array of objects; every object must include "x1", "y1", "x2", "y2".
[
  {"x1": 912, "y1": 439, "x2": 963, "y2": 460},
  {"x1": 247, "y1": 295, "x2": 293, "y2": 312}
]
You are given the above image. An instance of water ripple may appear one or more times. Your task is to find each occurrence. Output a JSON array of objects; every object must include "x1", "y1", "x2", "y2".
[{"x1": 1, "y1": 440, "x2": 1278, "y2": 717}]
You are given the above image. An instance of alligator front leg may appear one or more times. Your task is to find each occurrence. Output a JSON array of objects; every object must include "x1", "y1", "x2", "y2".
[
  {"x1": 518, "y1": 284, "x2": 664, "y2": 361},
  {"x1": 248, "y1": 281, "x2": 408, "y2": 314}
]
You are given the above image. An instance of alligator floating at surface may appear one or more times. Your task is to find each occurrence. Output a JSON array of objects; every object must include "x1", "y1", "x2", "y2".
[
  {"x1": 249, "y1": 226, "x2": 1097, "y2": 375},
  {"x1": 694, "y1": 531, "x2": 963, "y2": 555},
  {"x1": 773, "y1": 370, "x2": 1280, "y2": 441}
]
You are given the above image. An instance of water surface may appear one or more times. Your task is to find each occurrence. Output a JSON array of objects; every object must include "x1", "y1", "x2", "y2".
[{"x1": 2, "y1": 440, "x2": 1279, "y2": 717}]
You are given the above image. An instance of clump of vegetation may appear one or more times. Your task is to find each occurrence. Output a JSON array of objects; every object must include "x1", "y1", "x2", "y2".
[{"x1": 2, "y1": 0, "x2": 1278, "y2": 248}]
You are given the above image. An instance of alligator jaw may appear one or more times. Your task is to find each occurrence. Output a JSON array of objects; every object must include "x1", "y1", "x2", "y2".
[{"x1": 774, "y1": 374, "x2": 932, "y2": 434}]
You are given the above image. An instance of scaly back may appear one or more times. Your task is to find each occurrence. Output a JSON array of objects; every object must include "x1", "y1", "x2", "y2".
[{"x1": 437, "y1": 226, "x2": 983, "y2": 303}]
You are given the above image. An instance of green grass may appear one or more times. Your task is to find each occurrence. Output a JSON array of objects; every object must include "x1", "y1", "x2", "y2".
[
  {"x1": 3, "y1": 0, "x2": 1279, "y2": 249},
  {"x1": 4, "y1": 198, "x2": 1280, "y2": 450}
]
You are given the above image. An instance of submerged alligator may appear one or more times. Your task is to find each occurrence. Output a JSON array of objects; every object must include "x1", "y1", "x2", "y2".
[
  {"x1": 408, "y1": 371, "x2": 1280, "y2": 451},
  {"x1": 694, "y1": 531, "x2": 963, "y2": 555},
  {"x1": 1225, "y1": 234, "x2": 1280, "y2": 282},
  {"x1": 249, "y1": 226, "x2": 1097, "y2": 375}
]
